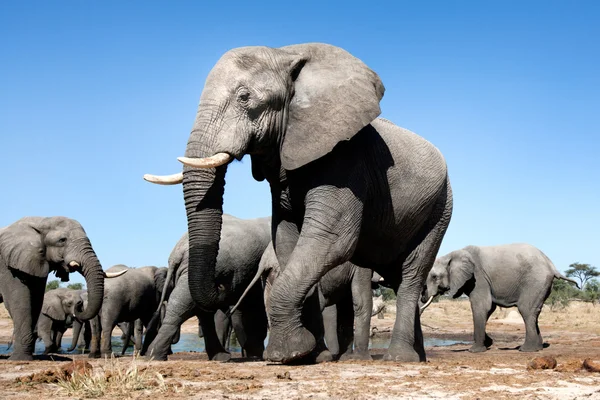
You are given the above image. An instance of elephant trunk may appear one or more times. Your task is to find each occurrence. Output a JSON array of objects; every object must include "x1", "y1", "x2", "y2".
[
  {"x1": 184, "y1": 167, "x2": 226, "y2": 312},
  {"x1": 72, "y1": 239, "x2": 104, "y2": 321},
  {"x1": 68, "y1": 320, "x2": 83, "y2": 352}
]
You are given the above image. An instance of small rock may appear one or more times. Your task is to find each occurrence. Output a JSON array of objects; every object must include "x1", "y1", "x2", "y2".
[
  {"x1": 583, "y1": 359, "x2": 600, "y2": 373},
  {"x1": 527, "y1": 356, "x2": 557, "y2": 370},
  {"x1": 276, "y1": 371, "x2": 292, "y2": 380}
]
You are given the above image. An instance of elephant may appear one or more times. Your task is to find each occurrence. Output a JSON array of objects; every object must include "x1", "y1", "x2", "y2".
[
  {"x1": 0, "y1": 217, "x2": 124, "y2": 360},
  {"x1": 145, "y1": 42, "x2": 453, "y2": 363},
  {"x1": 420, "y1": 243, "x2": 579, "y2": 353},
  {"x1": 143, "y1": 214, "x2": 270, "y2": 361},
  {"x1": 36, "y1": 288, "x2": 86, "y2": 354},
  {"x1": 88, "y1": 264, "x2": 170, "y2": 358}
]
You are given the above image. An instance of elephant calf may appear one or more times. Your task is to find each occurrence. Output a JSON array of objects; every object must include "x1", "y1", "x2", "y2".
[
  {"x1": 421, "y1": 243, "x2": 579, "y2": 353},
  {"x1": 37, "y1": 288, "x2": 86, "y2": 354}
]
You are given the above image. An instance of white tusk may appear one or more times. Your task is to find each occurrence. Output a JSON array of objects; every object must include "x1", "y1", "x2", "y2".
[
  {"x1": 69, "y1": 261, "x2": 80, "y2": 268},
  {"x1": 143, "y1": 172, "x2": 183, "y2": 185},
  {"x1": 177, "y1": 153, "x2": 233, "y2": 169},
  {"x1": 104, "y1": 269, "x2": 127, "y2": 278},
  {"x1": 420, "y1": 296, "x2": 435, "y2": 313},
  {"x1": 379, "y1": 277, "x2": 385, "y2": 282}
]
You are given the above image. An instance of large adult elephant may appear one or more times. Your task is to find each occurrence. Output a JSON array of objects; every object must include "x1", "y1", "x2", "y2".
[
  {"x1": 0, "y1": 217, "x2": 119, "y2": 360},
  {"x1": 37, "y1": 288, "x2": 86, "y2": 354},
  {"x1": 420, "y1": 243, "x2": 579, "y2": 353},
  {"x1": 88, "y1": 264, "x2": 170, "y2": 358},
  {"x1": 145, "y1": 43, "x2": 453, "y2": 363},
  {"x1": 143, "y1": 215, "x2": 270, "y2": 361}
]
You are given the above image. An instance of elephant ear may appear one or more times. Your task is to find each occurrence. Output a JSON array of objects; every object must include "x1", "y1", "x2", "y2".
[
  {"x1": 42, "y1": 292, "x2": 66, "y2": 321},
  {"x1": 0, "y1": 222, "x2": 49, "y2": 278},
  {"x1": 279, "y1": 43, "x2": 385, "y2": 170},
  {"x1": 448, "y1": 251, "x2": 476, "y2": 298},
  {"x1": 154, "y1": 267, "x2": 168, "y2": 296}
]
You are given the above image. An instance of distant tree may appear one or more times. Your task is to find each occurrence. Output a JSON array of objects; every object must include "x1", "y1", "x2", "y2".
[
  {"x1": 67, "y1": 283, "x2": 84, "y2": 290},
  {"x1": 565, "y1": 263, "x2": 599, "y2": 289},
  {"x1": 582, "y1": 278, "x2": 600, "y2": 305},
  {"x1": 545, "y1": 278, "x2": 579, "y2": 310},
  {"x1": 45, "y1": 280, "x2": 61, "y2": 292}
]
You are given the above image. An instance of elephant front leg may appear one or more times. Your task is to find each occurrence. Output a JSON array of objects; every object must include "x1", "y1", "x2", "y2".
[
  {"x1": 468, "y1": 290, "x2": 493, "y2": 353},
  {"x1": 0, "y1": 272, "x2": 45, "y2": 360},
  {"x1": 265, "y1": 205, "x2": 359, "y2": 364},
  {"x1": 88, "y1": 316, "x2": 101, "y2": 358}
]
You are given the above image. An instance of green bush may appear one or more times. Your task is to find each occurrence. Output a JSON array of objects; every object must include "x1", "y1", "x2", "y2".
[{"x1": 45, "y1": 280, "x2": 61, "y2": 292}]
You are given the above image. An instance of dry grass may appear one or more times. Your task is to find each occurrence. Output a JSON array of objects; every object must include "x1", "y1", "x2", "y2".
[{"x1": 56, "y1": 354, "x2": 173, "y2": 398}]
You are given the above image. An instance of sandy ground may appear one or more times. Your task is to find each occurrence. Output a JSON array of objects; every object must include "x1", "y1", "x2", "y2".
[{"x1": 0, "y1": 299, "x2": 599, "y2": 399}]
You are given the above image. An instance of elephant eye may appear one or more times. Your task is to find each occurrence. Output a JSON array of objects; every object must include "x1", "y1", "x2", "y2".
[
  {"x1": 237, "y1": 88, "x2": 251, "y2": 104},
  {"x1": 58, "y1": 237, "x2": 67, "y2": 244}
]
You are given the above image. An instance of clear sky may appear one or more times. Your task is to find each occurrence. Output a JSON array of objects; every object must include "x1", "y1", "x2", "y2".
[{"x1": 1, "y1": 1, "x2": 598, "y2": 286}]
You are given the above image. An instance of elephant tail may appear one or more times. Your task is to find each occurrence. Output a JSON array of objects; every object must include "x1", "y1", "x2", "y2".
[
  {"x1": 554, "y1": 272, "x2": 580, "y2": 289},
  {"x1": 226, "y1": 250, "x2": 272, "y2": 318}
]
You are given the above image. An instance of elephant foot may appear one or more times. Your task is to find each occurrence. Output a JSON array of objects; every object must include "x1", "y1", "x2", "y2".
[
  {"x1": 383, "y1": 345, "x2": 422, "y2": 362},
  {"x1": 9, "y1": 353, "x2": 34, "y2": 361},
  {"x1": 265, "y1": 326, "x2": 316, "y2": 364},
  {"x1": 88, "y1": 351, "x2": 101, "y2": 359},
  {"x1": 339, "y1": 351, "x2": 373, "y2": 361},
  {"x1": 468, "y1": 345, "x2": 488, "y2": 353},
  {"x1": 519, "y1": 343, "x2": 543, "y2": 352},
  {"x1": 315, "y1": 349, "x2": 334, "y2": 364},
  {"x1": 210, "y1": 352, "x2": 231, "y2": 362}
]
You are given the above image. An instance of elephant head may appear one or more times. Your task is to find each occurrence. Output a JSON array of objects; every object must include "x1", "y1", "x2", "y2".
[
  {"x1": 145, "y1": 43, "x2": 384, "y2": 312},
  {"x1": 421, "y1": 249, "x2": 476, "y2": 311},
  {"x1": 42, "y1": 288, "x2": 84, "y2": 322},
  {"x1": 0, "y1": 217, "x2": 105, "y2": 320}
]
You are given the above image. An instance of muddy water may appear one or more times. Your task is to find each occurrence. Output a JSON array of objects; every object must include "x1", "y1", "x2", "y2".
[{"x1": 0, "y1": 334, "x2": 470, "y2": 356}]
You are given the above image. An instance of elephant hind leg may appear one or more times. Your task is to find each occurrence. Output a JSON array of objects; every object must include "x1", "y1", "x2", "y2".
[
  {"x1": 385, "y1": 214, "x2": 452, "y2": 362},
  {"x1": 518, "y1": 285, "x2": 548, "y2": 352}
]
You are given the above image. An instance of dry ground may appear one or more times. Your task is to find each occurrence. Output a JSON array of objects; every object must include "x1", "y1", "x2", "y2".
[{"x1": 0, "y1": 299, "x2": 599, "y2": 399}]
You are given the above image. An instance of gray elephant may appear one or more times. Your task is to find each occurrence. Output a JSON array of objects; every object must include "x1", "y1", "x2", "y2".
[
  {"x1": 0, "y1": 217, "x2": 123, "y2": 360},
  {"x1": 145, "y1": 43, "x2": 452, "y2": 363},
  {"x1": 88, "y1": 264, "x2": 170, "y2": 358},
  {"x1": 143, "y1": 214, "x2": 270, "y2": 361},
  {"x1": 421, "y1": 243, "x2": 579, "y2": 353},
  {"x1": 36, "y1": 288, "x2": 86, "y2": 354}
]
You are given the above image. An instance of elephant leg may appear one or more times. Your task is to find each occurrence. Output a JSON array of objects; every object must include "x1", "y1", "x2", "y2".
[
  {"x1": 0, "y1": 270, "x2": 45, "y2": 360},
  {"x1": 484, "y1": 304, "x2": 497, "y2": 348},
  {"x1": 266, "y1": 208, "x2": 358, "y2": 363},
  {"x1": 199, "y1": 310, "x2": 231, "y2": 362},
  {"x1": 322, "y1": 305, "x2": 339, "y2": 357},
  {"x1": 120, "y1": 320, "x2": 134, "y2": 356},
  {"x1": 215, "y1": 309, "x2": 232, "y2": 350},
  {"x1": 146, "y1": 277, "x2": 196, "y2": 361},
  {"x1": 236, "y1": 284, "x2": 268, "y2": 360},
  {"x1": 468, "y1": 288, "x2": 493, "y2": 353},
  {"x1": 88, "y1": 315, "x2": 102, "y2": 358},
  {"x1": 134, "y1": 319, "x2": 144, "y2": 352},
  {"x1": 56, "y1": 327, "x2": 65, "y2": 351},
  {"x1": 518, "y1": 298, "x2": 545, "y2": 352},
  {"x1": 336, "y1": 296, "x2": 356, "y2": 361},
  {"x1": 100, "y1": 310, "x2": 118, "y2": 358},
  {"x1": 37, "y1": 315, "x2": 55, "y2": 354},
  {"x1": 83, "y1": 321, "x2": 92, "y2": 350},
  {"x1": 346, "y1": 269, "x2": 373, "y2": 361}
]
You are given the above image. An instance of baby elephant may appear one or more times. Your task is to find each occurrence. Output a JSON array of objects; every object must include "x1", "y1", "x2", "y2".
[{"x1": 421, "y1": 243, "x2": 578, "y2": 353}]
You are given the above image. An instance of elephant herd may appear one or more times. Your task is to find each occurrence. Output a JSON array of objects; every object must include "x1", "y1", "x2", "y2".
[{"x1": 0, "y1": 43, "x2": 575, "y2": 363}]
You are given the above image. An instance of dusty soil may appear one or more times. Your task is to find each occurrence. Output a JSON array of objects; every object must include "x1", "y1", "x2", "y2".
[{"x1": 1, "y1": 300, "x2": 599, "y2": 399}]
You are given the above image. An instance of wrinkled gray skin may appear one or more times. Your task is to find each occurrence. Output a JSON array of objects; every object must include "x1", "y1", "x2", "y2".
[
  {"x1": 143, "y1": 215, "x2": 270, "y2": 361},
  {"x1": 255, "y1": 242, "x2": 375, "y2": 361},
  {"x1": 0, "y1": 217, "x2": 105, "y2": 360},
  {"x1": 88, "y1": 264, "x2": 170, "y2": 358},
  {"x1": 36, "y1": 288, "x2": 85, "y2": 354},
  {"x1": 148, "y1": 43, "x2": 452, "y2": 363},
  {"x1": 422, "y1": 244, "x2": 579, "y2": 353}
]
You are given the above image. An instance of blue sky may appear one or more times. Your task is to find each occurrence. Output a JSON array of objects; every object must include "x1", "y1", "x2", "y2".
[{"x1": 1, "y1": 1, "x2": 598, "y2": 286}]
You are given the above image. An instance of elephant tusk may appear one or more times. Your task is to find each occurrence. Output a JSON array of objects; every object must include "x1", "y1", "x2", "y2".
[
  {"x1": 379, "y1": 277, "x2": 385, "y2": 282},
  {"x1": 177, "y1": 153, "x2": 233, "y2": 169},
  {"x1": 420, "y1": 296, "x2": 435, "y2": 313},
  {"x1": 143, "y1": 172, "x2": 183, "y2": 185},
  {"x1": 69, "y1": 261, "x2": 80, "y2": 268},
  {"x1": 104, "y1": 269, "x2": 127, "y2": 278}
]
